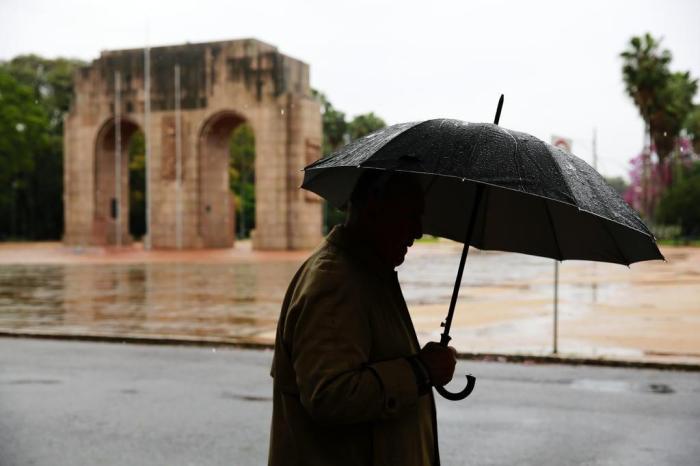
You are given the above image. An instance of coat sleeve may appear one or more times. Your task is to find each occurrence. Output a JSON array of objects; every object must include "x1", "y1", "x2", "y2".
[{"x1": 287, "y1": 264, "x2": 419, "y2": 425}]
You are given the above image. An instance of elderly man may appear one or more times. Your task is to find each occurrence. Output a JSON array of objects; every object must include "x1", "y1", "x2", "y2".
[{"x1": 268, "y1": 171, "x2": 457, "y2": 466}]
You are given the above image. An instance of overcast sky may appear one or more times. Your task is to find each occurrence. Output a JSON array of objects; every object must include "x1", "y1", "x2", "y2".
[{"x1": 2, "y1": 0, "x2": 698, "y2": 178}]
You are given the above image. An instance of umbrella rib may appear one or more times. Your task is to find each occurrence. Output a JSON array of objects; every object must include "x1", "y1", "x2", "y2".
[
  {"x1": 599, "y1": 216, "x2": 631, "y2": 266},
  {"x1": 543, "y1": 198, "x2": 564, "y2": 261}
]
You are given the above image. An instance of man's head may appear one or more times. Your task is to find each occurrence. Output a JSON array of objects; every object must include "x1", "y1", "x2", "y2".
[{"x1": 346, "y1": 171, "x2": 425, "y2": 268}]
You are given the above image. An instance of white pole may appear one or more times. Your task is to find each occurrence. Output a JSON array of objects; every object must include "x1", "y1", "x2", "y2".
[
  {"x1": 115, "y1": 71, "x2": 122, "y2": 248},
  {"x1": 144, "y1": 47, "x2": 152, "y2": 250},
  {"x1": 592, "y1": 128, "x2": 598, "y2": 304},
  {"x1": 553, "y1": 260, "x2": 559, "y2": 354},
  {"x1": 592, "y1": 127, "x2": 598, "y2": 171},
  {"x1": 175, "y1": 64, "x2": 183, "y2": 250}
]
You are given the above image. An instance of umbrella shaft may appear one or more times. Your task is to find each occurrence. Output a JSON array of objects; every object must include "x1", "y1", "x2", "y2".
[{"x1": 441, "y1": 183, "x2": 485, "y2": 346}]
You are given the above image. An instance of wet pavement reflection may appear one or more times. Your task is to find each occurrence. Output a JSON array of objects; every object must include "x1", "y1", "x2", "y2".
[
  {"x1": 0, "y1": 261, "x2": 300, "y2": 343},
  {"x1": 0, "y1": 242, "x2": 699, "y2": 364}
]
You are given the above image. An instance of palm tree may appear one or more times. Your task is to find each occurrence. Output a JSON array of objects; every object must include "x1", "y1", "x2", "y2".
[
  {"x1": 620, "y1": 34, "x2": 699, "y2": 218},
  {"x1": 620, "y1": 33, "x2": 672, "y2": 158},
  {"x1": 621, "y1": 34, "x2": 697, "y2": 163}
]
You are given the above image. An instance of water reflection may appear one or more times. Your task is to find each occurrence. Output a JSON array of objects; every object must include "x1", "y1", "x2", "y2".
[
  {"x1": 398, "y1": 247, "x2": 550, "y2": 305},
  {"x1": 0, "y1": 261, "x2": 301, "y2": 342},
  {"x1": 0, "y1": 249, "x2": 586, "y2": 341},
  {"x1": 0, "y1": 246, "x2": 697, "y2": 362}
]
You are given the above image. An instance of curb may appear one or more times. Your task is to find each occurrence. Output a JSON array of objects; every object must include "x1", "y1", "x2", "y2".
[
  {"x1": 452, "y1": 352, "x2": 700, "y2": 372},
  {"x1": 1, "y1": 330, "x2": 699, "y2": 373},
  {"x1": 0, "y1": 331, "x2": 274, "y2": 351}
]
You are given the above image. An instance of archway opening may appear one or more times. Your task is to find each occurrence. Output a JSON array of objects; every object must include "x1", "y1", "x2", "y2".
[
  {"x1": 229, "y1": 123, "x2": 256, "y2": 239},
  {"x1": 94, "y1": 118, "x2": 142, "y2": 246},
  {"x1": 199, "y1": 111, "x2": 255, "y2": 248}
]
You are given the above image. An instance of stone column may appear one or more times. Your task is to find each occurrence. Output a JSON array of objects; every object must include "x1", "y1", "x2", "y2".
[{"x1": 286, "y1": 94, "x2": 323, "y2": 250}]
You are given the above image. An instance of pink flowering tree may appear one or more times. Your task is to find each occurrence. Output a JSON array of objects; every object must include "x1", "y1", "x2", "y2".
[{"x1": 624, "y1": 137, "x2": 699, "y2": 220}]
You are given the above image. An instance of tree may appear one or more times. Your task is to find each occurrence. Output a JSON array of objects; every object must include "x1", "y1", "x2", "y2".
[
  {"x1": 128, "y1": 131, "x2": 146, "y2": 239},
  {"x1": 684, "y1": 106, "x2": 700, "y2": 154},
  {"x1": 621, "y1": 34, "x2": 698, "y2": 162},
  {"x1": 229, "y1": 123, "x2": 256, "y2": 238},
  {"x1": 651, "y1": 71, "x2": 698, "y2": 159},
  {"x1": 312, "y1": 89, "x2": 347, "y2": 155},
  {"x1": 0, "y1": 68, "x2": 52, "y2": 239},
  {"x1": 656, "y1": 162, "x2": 700, "y2": 238},
  {"x1": 0, "y1": 55, "x2": 84, "y2": 240},
  {"x1": 604, "y1": 176, "x2": 628, "y2": 196},
  {"x1": 621, "y1": 34, "x2": 671, "y2": 154},
  {"x1": 348, "y1": 112, "x2": 386, "y2": 141},
  {"x1": 311, "y1": 90, "x2": 390, "y2": 233},
  {"x1": 621, "y1": 34, "x2": 698, "y2": 221},
  {"x1": 3, "y1": 55, "x2": 82, "y2": 132}
]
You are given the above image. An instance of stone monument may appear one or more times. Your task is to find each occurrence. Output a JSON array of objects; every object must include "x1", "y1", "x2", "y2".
[{"x1": 63, "y1": 38, "x2": 322, "y2": 250}]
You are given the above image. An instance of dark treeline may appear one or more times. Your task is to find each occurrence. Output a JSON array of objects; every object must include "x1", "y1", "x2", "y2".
[
  {"x1": 313, "y1": 89, "x2": 386, "y2": 232},
  {"x1": 0, "y1": 55, "x2": 84, "y2": 240}
]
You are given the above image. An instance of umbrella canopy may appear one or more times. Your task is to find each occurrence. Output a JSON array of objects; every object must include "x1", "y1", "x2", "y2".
[{"x1": 303, "y1": 119, "x2": 663, "y2": 265}]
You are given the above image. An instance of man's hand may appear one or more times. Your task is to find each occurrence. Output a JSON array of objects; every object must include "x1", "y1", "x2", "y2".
[{"x1": 417, "y1": 342, "x2": 457, "y2": 387}]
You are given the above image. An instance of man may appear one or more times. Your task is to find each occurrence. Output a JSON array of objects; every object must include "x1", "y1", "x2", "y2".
[{"x1": 268, "y1": 171, "x2": 457, "y2": 466}]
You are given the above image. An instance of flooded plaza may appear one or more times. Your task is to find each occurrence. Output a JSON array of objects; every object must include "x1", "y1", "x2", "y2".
[{"x1": 0, "y1": 241, "x2": 698, "y2": 365}]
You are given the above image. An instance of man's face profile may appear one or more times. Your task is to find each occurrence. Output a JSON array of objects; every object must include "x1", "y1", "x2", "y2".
[{"x1": 365, "y1": 176, "x2": 424, "y2": 268}]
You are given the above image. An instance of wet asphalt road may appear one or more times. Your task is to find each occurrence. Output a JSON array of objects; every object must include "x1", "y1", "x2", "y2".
[{"x1": 1, "y1": 338, "x2": 699, "y2": 466}]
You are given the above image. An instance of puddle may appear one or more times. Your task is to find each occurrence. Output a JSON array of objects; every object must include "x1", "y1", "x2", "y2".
[
  {"x1": 221, "y1": 391, "x2": 272, "y2": 402},
  {"x1": 0, "y1": 252, "x2": 567, "y2": 339},
  {"x1": 645, "y1": 383, "x2": 674, "y2": 394},
  {"x1": 570, "y1": 379, "x2": 675, "y2": 395},
  {"x1": 6, "y1": 379, "x2": 62, "y2": 385},
  {"x1": 570, "y1": 379, "x2": 632, "y2": 393}
]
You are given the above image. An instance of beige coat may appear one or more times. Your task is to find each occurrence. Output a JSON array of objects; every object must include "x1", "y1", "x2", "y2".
[{"x1": 268, "y1": 225, "x2": 439, "y2": 466}]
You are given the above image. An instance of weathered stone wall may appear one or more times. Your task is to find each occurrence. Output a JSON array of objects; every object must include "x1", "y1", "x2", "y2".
[{"x1": 63, "y1": 39, "x2": 322, "y2": 250}]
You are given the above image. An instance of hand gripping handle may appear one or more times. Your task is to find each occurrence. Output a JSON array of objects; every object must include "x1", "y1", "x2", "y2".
[{"x1": 434, "y1": 333, "x2": 476, "y2": 401}]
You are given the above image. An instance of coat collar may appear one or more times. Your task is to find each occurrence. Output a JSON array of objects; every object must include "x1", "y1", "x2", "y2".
[{"x1": 326, "y1": 225, "x2": 397, "y2": 280}]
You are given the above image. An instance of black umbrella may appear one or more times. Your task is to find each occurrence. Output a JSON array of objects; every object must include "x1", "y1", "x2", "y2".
[{"x1": 302, "y1": 96, "x2": 663, "y2": 400}]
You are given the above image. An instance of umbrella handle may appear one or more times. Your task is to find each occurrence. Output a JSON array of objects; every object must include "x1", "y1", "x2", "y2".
[
  {"x1": 435, "y1": 328, "x2": 476, "y2": 401},
  {"x1": 435, "y1": 374, "x2": 476, "y2": 401}
]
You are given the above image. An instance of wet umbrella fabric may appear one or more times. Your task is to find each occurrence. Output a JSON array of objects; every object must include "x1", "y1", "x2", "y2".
[{"x1": 302, "y1": 119, "x2": 663, "y2": 265}]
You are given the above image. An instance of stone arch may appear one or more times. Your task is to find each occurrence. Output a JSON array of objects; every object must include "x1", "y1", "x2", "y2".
[
  {"x1": 93, "y1": 117, "x2": 142, "y2": 246},
  {"x1": 197, "y1": 109, "x2": 253, "y2": 248},
  {"x1": 64, "y1": 39, "x2": 323, "y2": 250}
]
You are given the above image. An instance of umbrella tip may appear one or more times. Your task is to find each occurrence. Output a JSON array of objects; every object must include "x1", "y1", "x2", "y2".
[{"x1": 494, "y1": 94, "x2": 505, "y2": 125}]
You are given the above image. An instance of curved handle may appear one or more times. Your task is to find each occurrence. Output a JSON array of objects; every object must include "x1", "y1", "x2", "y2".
[{"x1": 435, "y1": 374, "x2": 476, "y2": 401}]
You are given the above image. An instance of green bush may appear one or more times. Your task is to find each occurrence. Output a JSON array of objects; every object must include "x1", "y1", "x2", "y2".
[{"x1": 656, "y1": 163, "x2": 700, "y2": 237}]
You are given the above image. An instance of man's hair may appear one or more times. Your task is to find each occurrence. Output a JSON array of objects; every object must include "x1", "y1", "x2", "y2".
[
  {"x1": 349, "y1": 170, "x2": 393, "y2": 207},
  {"x1": 347, "y1": 170, "x2": 424, "y2": 214}
]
